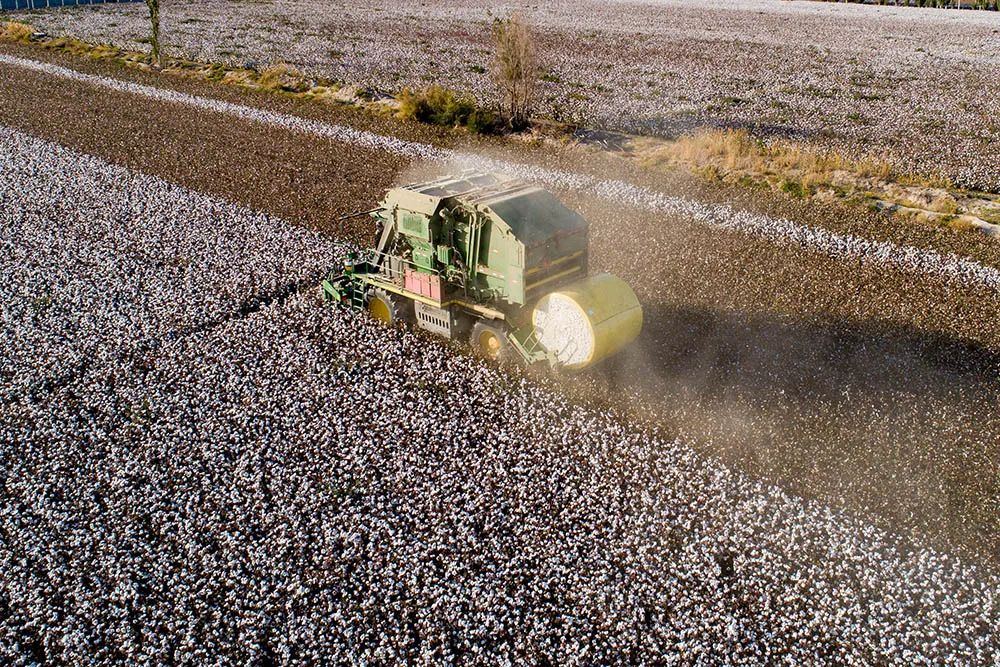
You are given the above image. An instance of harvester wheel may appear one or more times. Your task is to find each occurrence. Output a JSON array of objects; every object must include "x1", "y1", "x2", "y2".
[
  {"x1": 471, "y1": 321, "x2": 511, "y2": 362},
  {"x1": 366, "y1": 289, "x2": 410, "y2": 326}
]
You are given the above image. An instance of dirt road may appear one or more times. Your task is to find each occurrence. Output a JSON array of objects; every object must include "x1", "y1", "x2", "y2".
[{"x1": 2, "y1": 41, "x2": 998, "y2": 565}]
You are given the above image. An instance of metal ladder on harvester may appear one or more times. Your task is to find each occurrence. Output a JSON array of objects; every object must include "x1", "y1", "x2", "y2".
[{"x1": 349, "y1": 284, "x2": 367, "y2": 312}]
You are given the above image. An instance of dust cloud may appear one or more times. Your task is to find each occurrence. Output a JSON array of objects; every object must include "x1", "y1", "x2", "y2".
[{"x1": 385, "y1": 151, "x2": 1000, "y2": 567}]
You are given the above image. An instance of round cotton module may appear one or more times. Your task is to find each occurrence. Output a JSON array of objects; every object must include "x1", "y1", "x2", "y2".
[{"x1": 532, "y1": 273, "x2": 642, "y2": 370}]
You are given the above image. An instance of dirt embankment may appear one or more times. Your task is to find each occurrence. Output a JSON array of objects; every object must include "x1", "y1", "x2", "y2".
[{"x1": 2, "y1": 40, "x2": 999, "y2": 567}]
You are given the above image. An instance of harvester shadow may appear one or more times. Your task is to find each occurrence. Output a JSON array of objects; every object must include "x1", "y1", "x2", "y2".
[{"x1": 594, "y1": 302, "x2": 1000, "y2": 408}]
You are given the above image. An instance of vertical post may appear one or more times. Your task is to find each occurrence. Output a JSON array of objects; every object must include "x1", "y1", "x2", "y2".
[{"x1": 145, "y1": 0, "x2": 162, "y2": 68}]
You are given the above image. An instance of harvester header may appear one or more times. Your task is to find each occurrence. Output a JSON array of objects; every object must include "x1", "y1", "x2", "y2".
[{"x1": 323, "y1": 172, "x2": 642, "y2": 370}]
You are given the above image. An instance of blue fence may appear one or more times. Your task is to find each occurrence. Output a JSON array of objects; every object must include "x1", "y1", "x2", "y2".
[{"x1": 2, "y1": 0, "x2": 143, "y2": 10}]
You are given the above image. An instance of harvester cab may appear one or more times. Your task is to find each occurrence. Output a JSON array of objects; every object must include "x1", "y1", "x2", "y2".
[{"x1": 322, "y1": 172, "x2": 642, "y2": 370}]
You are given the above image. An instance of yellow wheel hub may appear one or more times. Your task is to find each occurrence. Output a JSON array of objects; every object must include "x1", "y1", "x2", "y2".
[
  {"x1": 479, "y1": 330, "x2": 502, "y2": 358},
  {"x1": 368, "y1": 296, "x2": 391, "y2": 324}
]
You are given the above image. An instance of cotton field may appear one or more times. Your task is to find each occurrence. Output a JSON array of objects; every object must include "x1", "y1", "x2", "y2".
[
  {"x1": 2, "y1": 0, "x2": 1000, "y2": 659},
  {"x1": 15, "y1": 0, "x2": 1000, "y2": 190},
  {"x1": 0, "y1": 125, "x2": 341, "y2": 401},
  {"x1": 1, "y1": 125, "x2": 998, "y2": 665}
]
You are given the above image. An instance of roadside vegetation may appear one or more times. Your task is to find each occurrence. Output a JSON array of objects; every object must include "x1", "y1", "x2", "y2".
[
  {"x1": 397, "y1": 85, "x2": 500, "y2": 134},
  {"x1": 396, "y1": 12, "x2": 537, "y2": 133},
  {"x1": 633, "y1": 128, "x2": 1000, "y2": 236}
]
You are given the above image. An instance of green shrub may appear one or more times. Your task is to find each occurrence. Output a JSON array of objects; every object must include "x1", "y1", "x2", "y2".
[
  {"x1": 398, "y1": 85, "x2": 499, "y2": 134},
  {"x1": 779, "y1": 179, "x2": 809, "y2": 198},
  {"x1": 465, "y1": 108, "x2": 500, "y2": 134}
]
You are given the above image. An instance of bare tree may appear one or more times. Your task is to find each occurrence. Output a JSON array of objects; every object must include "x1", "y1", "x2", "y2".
[
  {"x1": 145, "y1": 0, "x2": 162, "y2": 69},
  {"x1": 491, "y1": 13, "x2": 538, "y2": 131}
]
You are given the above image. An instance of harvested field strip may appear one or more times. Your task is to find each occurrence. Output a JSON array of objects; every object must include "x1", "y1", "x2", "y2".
[
  {"x1": 0, "y1": 54, "x2": 444, "y2": 158},
  {"x1": 1, "y1": 126, "x2": 998, "y2": 665},
  {"x1": 1, "y1": 53, "x2": 997, "y2": 295}
]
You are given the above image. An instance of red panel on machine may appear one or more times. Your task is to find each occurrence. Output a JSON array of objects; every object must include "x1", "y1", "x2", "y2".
[{"x1": 404, "y1": 269, "x2": 442, "y2": 301}]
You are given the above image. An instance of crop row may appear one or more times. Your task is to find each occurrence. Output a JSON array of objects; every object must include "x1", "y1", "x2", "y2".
[{"x1": 0, "y1": 124, "x2": 341, "y2": 401}]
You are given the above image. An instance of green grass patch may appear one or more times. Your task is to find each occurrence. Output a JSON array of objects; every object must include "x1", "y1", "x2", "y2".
[{"x1": 779, "y1": 179, "x2": 809, "y2": 198}]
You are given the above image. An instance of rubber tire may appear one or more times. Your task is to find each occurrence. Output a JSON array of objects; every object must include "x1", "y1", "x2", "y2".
[
  {"x1": 471, "y1": 320, "x2": 512, "y2": 362},
  {"x1": 366, "y1": 289, "x2": 412, "y2": 326}
]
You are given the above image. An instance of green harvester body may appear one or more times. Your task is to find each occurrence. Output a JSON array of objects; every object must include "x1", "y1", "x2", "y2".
[{"x1": 322, "y1": 172, "x2": 592, "y2": 366}]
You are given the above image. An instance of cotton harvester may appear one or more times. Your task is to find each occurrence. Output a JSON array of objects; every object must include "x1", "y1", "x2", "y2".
[{"x1": 322, "y1": 172, "x2": 642, "y2": 370}]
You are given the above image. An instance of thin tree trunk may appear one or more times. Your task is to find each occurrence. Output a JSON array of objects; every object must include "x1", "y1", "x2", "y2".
[{"x1": 145, "y1": 0, "x2": 161, "y2": 69}]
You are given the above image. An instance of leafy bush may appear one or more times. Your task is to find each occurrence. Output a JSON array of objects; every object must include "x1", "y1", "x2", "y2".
[{"x1": 398, "y1": 85, "x2": 499, "y2": 134}]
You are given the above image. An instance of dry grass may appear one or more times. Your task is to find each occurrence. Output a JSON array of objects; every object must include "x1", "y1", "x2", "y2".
[
  {"x1": 257, "y1": 64, "x2": 309, "y2": 93},
  {"x1": 943, "y1": 217, "x2": 976, "y2": 233},
  {"x1": 645, "y1": 128, "x2": 902, "y2": 187},
  {"x1": 1, "y1": 21, "x2": 34, "y2": 42},
  {"x1": 929, "y1": 193, "x2": 961, "y2": 215},
  {"x1": 636, "y1": 127, "x2": 980, "y2": 232},
  {"x1": 41, "y1": 35, "x2": 122, "y2": 60},
  {"x1": 977, "y1": 208, "x2": 1000, "y2": 226}
]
